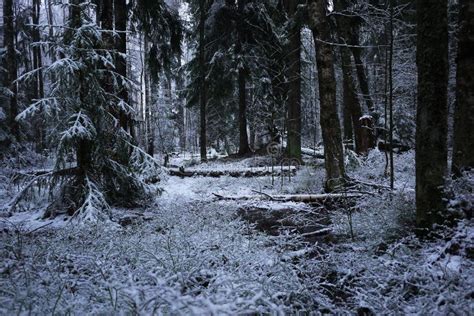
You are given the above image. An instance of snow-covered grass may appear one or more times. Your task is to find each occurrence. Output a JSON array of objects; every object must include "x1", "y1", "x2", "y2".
[
  {"x1": 1, "y1": 201, "x2": 310, "y2": 314},
  {"x1": 0, "y1": 149, "x2": 473, "y2": 314}
]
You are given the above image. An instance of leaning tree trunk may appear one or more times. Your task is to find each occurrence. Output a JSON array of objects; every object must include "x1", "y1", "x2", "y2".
[
  {"x1": 3, "y1": 0, "x2": 18, "y2": 138},
  {"x1": 335, "y1": 0, "x2": 374, "y2": 114},
  {"x1": 236, "y1": 0, "x2": 250, "y2": 155},
  {"x1": 351, "y1": 45, "x2": 374, "y2": 113},
  {"x1": 284, "y1": 0, "x2": 302, "y2": 160},
  {"x1": 416, "y1": 0, "x2": 449, "y2": 233},
  {"x1": 308, "y1": 0, "x2": 346, "y2": 191},
  {"x1": 199, "y1": 0, "x2": 207, "y2": 162},
  {"x1": 335, "y1": 0, "x2": 367, "y2": 155},
  {"x1": 452, "y1": 0, "x2": 474, "y2": 176}
]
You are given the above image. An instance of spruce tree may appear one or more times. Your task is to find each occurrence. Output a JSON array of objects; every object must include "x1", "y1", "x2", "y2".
[{"x1": 17, "y1": 0, "x2": 160, "y2": 220}]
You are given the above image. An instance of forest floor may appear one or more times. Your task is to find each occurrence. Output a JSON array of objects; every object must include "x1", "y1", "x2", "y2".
[{"x1": 0, "y1": 150, "x2": 473, "y2": 314}]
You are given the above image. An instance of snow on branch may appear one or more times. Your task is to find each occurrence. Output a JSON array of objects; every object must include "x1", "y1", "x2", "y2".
[
  {"x1": 73, "y1": 176, "x2": 110, "y2": 223},
  {"x1": 60, "y1": 111, "x2": 96, "y2": 143},
  {"x1": 15, "y1": 98, "x2": 59, "y2": 121}
]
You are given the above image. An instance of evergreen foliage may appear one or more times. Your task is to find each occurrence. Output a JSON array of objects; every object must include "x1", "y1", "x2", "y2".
[{"x1": 16, "y1": 1, "x2": 161, "y2": 220}]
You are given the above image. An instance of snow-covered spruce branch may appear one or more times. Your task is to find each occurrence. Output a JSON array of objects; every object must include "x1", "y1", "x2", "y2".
[
  {"x1": 60, "y1": 111, "x2": 96, "y2": 144},
  {"x1": 15, "y1": 98, "x2": 60, "y2": 121},
  {"x1": 71, "y1": 176, "x2": 111, "y2": 223}
]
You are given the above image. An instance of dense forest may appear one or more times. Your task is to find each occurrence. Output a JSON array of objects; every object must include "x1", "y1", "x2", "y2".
[{"x1": 0, "y1": 0, "x2": 472, "y2": 314}]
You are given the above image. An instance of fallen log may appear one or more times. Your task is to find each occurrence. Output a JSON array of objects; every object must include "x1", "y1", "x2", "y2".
[
  {"x1": 213, "y1": 192, "x2": 363, "y2": 203},
  {"x1": 168, "y1": 166, "x2": 297, "y2": 178},
  {"x1": 377, "y1": 141, "x2": 411, "y2": 153},
  {"x1": 301, "y1": 147, "x2": 325, "y2": 159}
]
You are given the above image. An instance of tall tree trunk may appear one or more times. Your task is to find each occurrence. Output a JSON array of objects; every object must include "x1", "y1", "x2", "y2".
[
  {"x1": 284, "y1": 0, "x2": 302, "y2": 160},
  {"x1": 237, "y1": 67, "x2": 250, "y2": 154},
  {"x1": 114, "y1": 0, "x2": 130, "y2": 132},
  {"x1": 416, "y1": 0, "x2": 449, "y2": 233},
  {"x1": 452, "y1": 0, "x2": 474, "y2": 176},
  {"x1": 144, "y1": 38, "x2": 154, "y2": 156},
  {"x1": 32, "y1": 0, "x2": 45, "y2": 151},
  {"x1": 388, "y1": 2, "x2": 394, "y2": 189},
  {"x1": 100, "y1": 0, "x2": 129, "y2": 133},
  {"x1": 340, "y1": 47, "x2": 365, "y2": 154},
  {"x1": 236, "y1": 0, "x2": 250, "y2": 155},
  {"x1": 308, "y1": 0, "x2": 346, "y2": 191},
  {"x1": 199, "y1": 0, "x2": 207, "y2": 162},
  {"x1": 70, "y1": 0, "x2": 91, "y2": 180},
  {"x1": 175, "y1": 58, "x2": 186, "y2": 151},
  {"x1": 3, "y1": 0, "x2": 18, "y2": 138}
]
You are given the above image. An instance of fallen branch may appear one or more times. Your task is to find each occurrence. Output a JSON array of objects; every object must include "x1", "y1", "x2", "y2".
[
  {"x1": 213, "y1": 192, "x2": 363, "y2": 203},
  {"x1": 352, "y1": 179, "x2": 392, "y2": 190},
  {"x1": 13, "y1": 167, "x2": 79, "y2": 179},
  {"x1": 7, "y1": 168, "x2": 79, "y2": 213},
  {"x1": 300, "y1": 227, "x2": 332, "y2": 237},
  {"x1": 5, "y1": 171, "x2": 54, "y2": 213}
]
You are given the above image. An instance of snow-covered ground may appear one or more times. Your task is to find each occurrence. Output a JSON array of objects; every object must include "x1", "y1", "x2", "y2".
[{"x1": 0, "y1": 150, "x2": 473, "y2": 314}]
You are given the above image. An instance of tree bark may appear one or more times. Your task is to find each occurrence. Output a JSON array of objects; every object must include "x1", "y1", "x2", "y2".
[
  {"x1": 452, "y1": 0, "x2": 474, "y2": 176},
  {"x1": 3, "y1": 0, "x2": 18, "y2": 138},
  {"x1": 236, "y1": 0, "x2": 250, "y2": 155},
  {"x1": 284, "y1": 0, "x2": 302, "y2": 160},
  {"x1": 308, "y1": 0, "x2": 346, "y2": 191},
  {"x1": 416, "y1": 0, "x2": 449, "y2": 232},
  {"x1": 199, "y1": 0, "x2": 207, "y2": 162}
]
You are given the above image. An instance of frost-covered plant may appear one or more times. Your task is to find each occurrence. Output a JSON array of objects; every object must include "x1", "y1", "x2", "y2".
[{"x1": 15, "y1": 1, "x2": 161, "y2": 220}]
